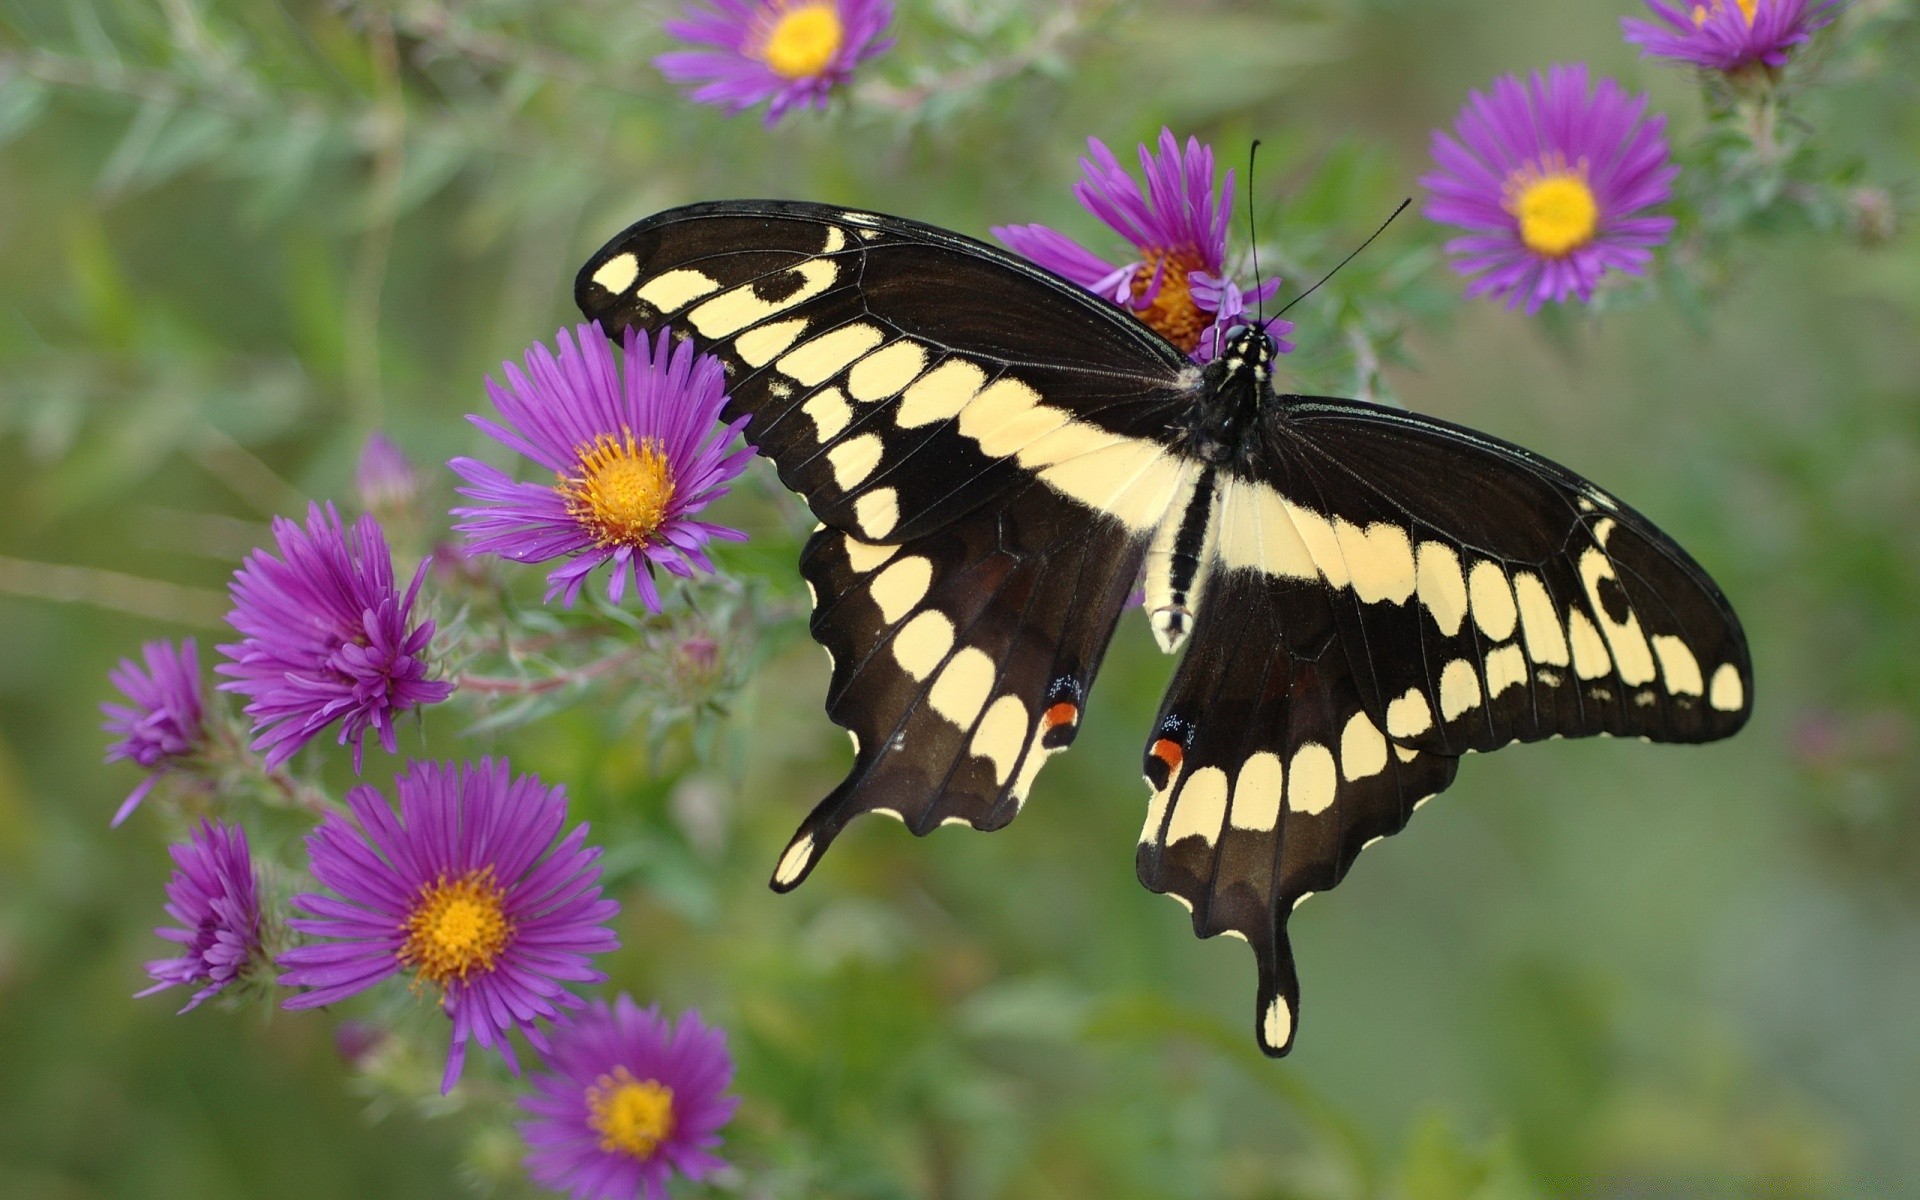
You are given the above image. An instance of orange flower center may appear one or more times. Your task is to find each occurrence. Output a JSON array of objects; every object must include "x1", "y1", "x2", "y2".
[
  {"x1": 1128, "y1": 248, "x2": 1210, "y2": 354},
  {"x1": 558, "y1": 431, "x2": 676, "y2": 549},
  {"x1": 1692, "y1": 0, "x2": 1759, "y2": 24},
  {"x1": 399, "y1": 869, "x2": 513, "y2": 991},
  {"x1": 757, "y1": 1, "x2": 844, "y2": 79},
  {"x1": 587, "y1": 1067, "x2": 676, "y2": 1160}
]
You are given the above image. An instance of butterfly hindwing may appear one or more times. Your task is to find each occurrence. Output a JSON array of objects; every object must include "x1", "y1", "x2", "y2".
[
  {"x1": 1135, "y1": 567, "x2": 1460, "y2": 1054},
  {"x1": 770, "y1": 481, "x2": 1146, "y2": 890}
]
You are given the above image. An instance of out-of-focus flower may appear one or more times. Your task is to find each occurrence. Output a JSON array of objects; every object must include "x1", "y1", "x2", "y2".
[
  {"x1": 1623, "y1": 0, "x2": 1837, "y2": 72},
  {"x1": 102, "y1": 639, "x2": 207, "y2": 827},
  {"x1": 520, "y1": 996, "x2": 738, "y2": 1200},
  {"x1": 1421, "y1": 64, "x2": 1678, "y2": 313},
  {"x1": 1849, "y1": 185, "x2": 1898, "y2": 246},
  {"x1": 451, "y1": 324, "x2": 753, "y2": 611},
  {"x1": 993, "y1": 129, "x2": 1290, "y2": 363},
  {"x1": 277, "y1": 759, "x2": 620, "y2": 1093},
  {"x1": 656, "y1": 0, "x2": 894, "y2": 126},
  {"x1": 136, "y1": 819, "x2": 265, "y2": 1011},
  {"x1": 355, "y1": 433, "x2": 419, "y2": 516},
  {"x1": 217, "y1": 503, "x2": 452, "y2": 772}
]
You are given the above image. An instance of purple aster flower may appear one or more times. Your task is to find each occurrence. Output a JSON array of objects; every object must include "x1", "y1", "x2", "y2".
[
  {"x1": 520, "y1": 996, "x2": 738, "y2": 1200},
  {"x1": 102, "y1": 638, "x2": 207, "y2": 827},
  {"x1": 1421, "y1": 65, "x2": 1679, "y2": 314},
  {"x1": 450, "y1": 324, "x2": 753, "y2": 611},
  {"x1": 355, "y1": 432, "x2": 419, "y2": 515},
  {"x1": 277, "y1": 758, "x2": 620, "y2": 1093},
  {"x1": 656, "y1": 0, "x2": 894, "y2": 126},
  {"x1": 217, "y1": 502, "x2": 452, "y2": 772},
  {"x1": 137, "y1": 819, "x2": 265, "y2": 1011},
  {"x1": 1624, "y1": 0, "x2": 1837, "y2": 72},
  {"x1": 992, "y1": 129, "x2": 1290, "y2": 363}
]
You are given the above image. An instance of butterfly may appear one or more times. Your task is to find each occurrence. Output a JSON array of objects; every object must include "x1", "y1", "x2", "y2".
[{"x1": 575, "y1": 200, "x2": 1752, "y2": 1057}]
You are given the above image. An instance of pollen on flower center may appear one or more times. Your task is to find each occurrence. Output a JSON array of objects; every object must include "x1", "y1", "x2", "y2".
[
  {"x1": 559, "y1": 432, "x2": 677, "y2": 549},
  {"x1": 758, "y1": 2, "x2": 843, "y2": 79},
  {"x1": 1506, "y1": 168, "x2": 1599, "y2": 257},
  {"x1": 587, "y1": 1067, "x2": 676, "y2": 1159},
  {"x1": 1129, "y1": 248, "x2": 1210, "y2": 353},
  {"x1": 1692, "y1": 0, "x2": 1758, "y2": 24},
  {"x1": 400, "y1": 868, "x2": 513, "y2": 989}
]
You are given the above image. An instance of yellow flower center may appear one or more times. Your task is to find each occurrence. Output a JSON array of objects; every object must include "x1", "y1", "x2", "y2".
[
  {"x1": 399, "y1": 869, "x2": 513, "y2": 991},
  {"x1": 1692, "y1": 0, "x2": 1758, "y2": 24},
  {"x1": 758, "y1": 2, "x2": 844, "y2": 80},
  {"x1": 558, "y1": 432, "x2": 676, "y2": 549},
  {"x1": 1128, "y1": 248, "x2": 1210, "y2": 354},
  {"x1": 587, "y1": 1067, "x2": 676, "y2": 1160},
  {"x1": 1506, "y1": 165, "x2": 1599, "y2": 258}
]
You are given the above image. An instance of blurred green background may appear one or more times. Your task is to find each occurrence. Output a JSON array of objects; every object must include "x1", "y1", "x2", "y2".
[{"x1": 2, "y1": 0, "x2": 1918, "y2": 1196}]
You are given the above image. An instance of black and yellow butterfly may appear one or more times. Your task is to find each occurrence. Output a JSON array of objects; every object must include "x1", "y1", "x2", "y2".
[{"x1": 576, "y1": 200, "x2": 1751, "y2": 1056}]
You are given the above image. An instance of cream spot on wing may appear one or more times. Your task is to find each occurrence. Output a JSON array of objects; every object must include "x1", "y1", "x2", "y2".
[
  {"x1": 776, "y1": 322, "x2": 885, "y2": 386},
  {"x1": 891, "y1": 610, "x2": 953, "y2": 681},
  {"x1": 1340, "y1": 711, "x2": 1388, "y2": 781},
  {"x1": 854, "y1": 488, "x2": 899, "y2": 539},
  {"x1": 1263, "y1": 998, "x2": 1293, "y2": 1050},
  {"x1": 1287, "y1": 743, "x2": 1337, "y2": 816},
  {"x1": 1229, "y1": 752, "x2": 1285, "y2": 831},
  {"x1": 847, "y1": 340, "x2": 928, "y2": 402},
  {"x1": 1535, "y1": 667, "x2": 1563, "y2": 688},
  {"x1": 802, "y1": 387, "x2": 853, "y2": 441},
  {"x1": 1033, "y1": 436, "x2": 1189, "y2": 533},
  {"x1": 1283, "y1": 502, "x2": 1349, "y2": 589},
  {"x1": 968, "y1": 695, "x2": 1028, "y2": 786},
  {"x1": 590, "y1": 253, "x2": 639, "y2": 295},
  {"x1": 1512, "y1": 571, "x2": 1570, "y2": 667},
  {"x1": 1166, "y1": 893, "x2": 1195, "y2": 913},
  {"x1": 688, "y1": 259, "x2": 836, "y2": 338},
  {"x1": 1567, "y1": 607, "x2": 1612, "y2": 680},
  {"x1": 868, "y1": 555, "x2": 931, "y2": 624},
  {"x1": 1362, "y1": 835, "x2": 1384, "y2": 852},
  {"x1": 773, "y1": 833, "x2": 815, "y2": 886},
  {"x1": 1213, "y1": 476, "x2": 1317, "y2": 580},
  {"x1": 1167, "y1": 766, "x2": 1229, "y2": 845},
  {"x1": 821, "y1": 226, "x2": 847, "y2": 253},
  {"x1": 1650, "y1": 635, "x2": 1704, "y2": 697},
  {"x1": 1578, "y1": 547, "x2": 1657, "y2": 685},
  {"x1": 1439, "y1": 659, "x2": 1482, "y2": 720},
  {"x1": 1394, "y1": 745, "x2": 1419, "y2": 762},
  {"x1": 826, "y1": 432, "x2": 884, "y2": 489},
  {"x1": 1291, "y1": 892, "x2": 1315, "y2": 910},
  {"x1": 870, "y1": 807, "x2": 905, "y2": 824},
  {"x1": 1709, "y1": 663, "x2": 1745, "y2": 712},
  {"x1": 1468, "y1": 561, "x2": 1518, "y2": 642},
  {"x1": 1140, "y1": 778, "x2": 1174, "y2": 845},
  {"x1": 895, "y1": 359, "x2": 987, "y2": 428},
  {"x1": 1416, "y1": 541, "x2": 1468, "y2": 636},
  {"x1": 1412, "y1": 793, "x2": 1437, "y2": 811},
  {"x1": 840, "y1": 534, "x2": 896, "y2": 574},
  {"x1": 735, "y1": 317, "x2": 809, "y2": 367},
  {"x1": 1386, "y1": 687, "x2": 1433, "y2": 739},
  {"x1": 634, "y1": 266, "x2": 719, "y2": 311},
  {"x1": 956, "y1": 378, "x2": 1072, "y2": 458},
  {"x1": 1484, "y1": 643, "x2": 1528, "y2": 699},
  {"x1": 1336, "y1": 520, "x2": 1416, "y2": 604},
  {"x1": 929, "y1": 647, "x2": 995, "y2": 729}
]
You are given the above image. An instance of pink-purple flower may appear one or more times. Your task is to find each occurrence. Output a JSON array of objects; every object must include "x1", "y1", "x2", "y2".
[
  {"x1": 1421, "y1": 65, "x2": 1679, "y2": 313},
  {"x1": 993, "y1": 129, "x2": 1290, "y2": 363},
  {"x1": 137, "y1": 819, "x2": 265, "y2": 1011},
  {"x1": 1623, "y1": 0, "x2": 1837, "y2": 72},
  {"x1": 217, "y1": 503, "x2": 452, "y2": 772},
  {"x1": 656, "y1": 0, "x2": 894, "y2": 126},
  {"x1": 520, "y1": 996, "x2": 739, "y2": 1200},
  {"x1": 355, "y1": 432, "x2": 419, "y2": 516},
  {"x1": 451, "y1": 324, "x2": 753, "y2": 611},
  {"x1": 102, "y1": 638, "x2": 207, "y2": 826},
  {"x1": 277, "y1": 758, "x2": 620, "y2": 1093}
]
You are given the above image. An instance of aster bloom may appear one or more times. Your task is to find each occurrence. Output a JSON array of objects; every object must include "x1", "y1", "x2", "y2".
[
  {"x1": 520, "y1": 996, "x2": 738, "y2": 1200},
  {"x1": 992, "y1": 129, "x2": 1290, "y2": 364},
  {"x1": 137, "y1": 819, "x2": 265, "y2": 1011},
  {"x1": 450, "y1": 324, "x2": 754, "y2": 611},
  {"x1": 1421, "y1": 65, "x2": 1679, "y2": 313},
  {"x1": 656, "y1": 0, "x2": 894, "y2": 126},
  {"x1": 277, "y1": 758, "x2": 620, "y2": 1093},
  {"x1": 355, "y1": 432, "x2": 419, "y2": 515},
  {"x1": 217, "y1": 503, "x2": 452, "y2": 772},
  {"x1": 1624, "y1": 0, "x2": 1837, "y2": 72},
  {"x1": 102, "y1": 638, "x2": 206, "y2": 826}
]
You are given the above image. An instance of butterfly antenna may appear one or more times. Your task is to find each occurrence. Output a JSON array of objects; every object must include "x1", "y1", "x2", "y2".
[
  {"x1": 1275, "y1": 197, "x2": 1411, "y2": 318},
  {"x1": 1247, "y1": 140, "x2": 1264, "y2": 328}
]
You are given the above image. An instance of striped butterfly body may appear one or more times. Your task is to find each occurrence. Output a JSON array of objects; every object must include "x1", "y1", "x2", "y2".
[{"x1": 577, "y1": 200, "x2": 1752, "y2": 1056}]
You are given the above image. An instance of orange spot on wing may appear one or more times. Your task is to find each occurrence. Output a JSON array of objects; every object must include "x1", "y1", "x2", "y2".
[
  {"x1": 1150, "y1": 738, "x2": 1184, "y2": 772},
  {"x1": 1044, "y1": 702, "x2": 1079, "y2": 729}
]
